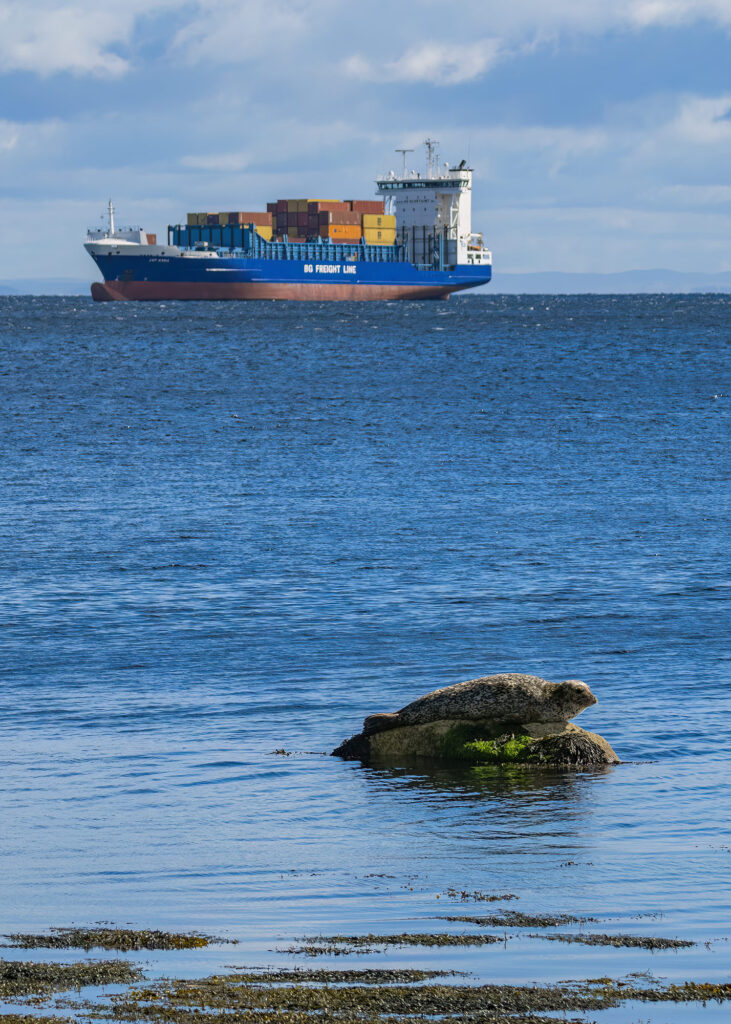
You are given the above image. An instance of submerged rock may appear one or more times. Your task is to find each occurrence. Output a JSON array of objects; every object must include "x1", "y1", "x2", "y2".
[{"x1": 333, "y1": 673, "x2": 619, "y2": 767}]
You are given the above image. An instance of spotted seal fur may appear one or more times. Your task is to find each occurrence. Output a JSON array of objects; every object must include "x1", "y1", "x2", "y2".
[{"x1": 362, "y1": 673, "x2": 596, "y2": 736}]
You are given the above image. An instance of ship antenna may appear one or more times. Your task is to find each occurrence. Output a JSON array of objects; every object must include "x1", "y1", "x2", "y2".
[
  {"x1": 424, "y1": 138, "x2": 439, "y2": 178},
  {"x1": 395, "y1": 147, "x2": 414, "y2": 178},
  {"x1": 108, "y1": 198, "x2": 115, "y2": 237}
]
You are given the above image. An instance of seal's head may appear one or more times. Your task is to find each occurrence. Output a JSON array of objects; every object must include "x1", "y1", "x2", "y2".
[{"x1": 552, "y1": 679, "x2": 597, "y2": 720}]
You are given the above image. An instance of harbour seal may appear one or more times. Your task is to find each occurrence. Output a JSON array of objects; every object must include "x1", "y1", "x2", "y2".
[{"x1": 362, "y1": 673, "x2": 596, "y2": 736}]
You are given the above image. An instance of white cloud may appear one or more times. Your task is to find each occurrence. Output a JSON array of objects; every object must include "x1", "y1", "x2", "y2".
[
  {"x1": 0, "y1": 120, "x2": 21, "y2": 151},
  {"x1": 5, "y1": 0, "x2": 731, "y2": 81},
  {"x1": 630, "y1": 1, "x2": 731, "y2": 27},
  {"x1": 171, "y1": 0, "x2": 336, "y2": 61},
  {"x1": 0, "y1": 116, "x2": 62, "y2": 157},
  {"x1": 670, "y1": 94, "x2": 731, "y2": 144},
  {"x1": 344, "y1": 39, "x2": 501, "y2": 85},
  {"x1": 0, "y1": 1, "x2": 178, "y2": 77}
]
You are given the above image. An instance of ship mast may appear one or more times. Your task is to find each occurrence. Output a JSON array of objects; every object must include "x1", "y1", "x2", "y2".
[
  {"x1": 108, "y1": 199, "x2": 115, "y2": 237},
  {"x1": 395, "y1": 147, "x2": 414, "y2": 178},
  {"x1": 424, "y1": 138, "x2": 439, "y2": 178}
]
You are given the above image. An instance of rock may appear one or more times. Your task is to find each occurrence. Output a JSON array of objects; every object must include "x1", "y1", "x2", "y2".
[
  {"x1": 332, "y1": 673, "x2": 619, "y2": 767},
  {"x1": 362, "y1": 673, "x2": 596, "y2": 735}
]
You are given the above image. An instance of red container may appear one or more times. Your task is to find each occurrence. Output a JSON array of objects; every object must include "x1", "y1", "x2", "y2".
[
  {"x1": 297, "y1": 211, "x2": 308, "y2": 227},
  {"x1": 312, "y1": 200, "x2": 348, "y2": 214},
  {"x1": 276, "y1": 199, "x2": 288, "y2": 212},
  {"x1": 337, "y1": 211, "x2": 361, "y2": 226},
  {"x1": 146, "y1": 233, "x2": 157, "y2": 245},
  {"x1": 348, "y1": 200, "x2": 385, "y2": 214}
]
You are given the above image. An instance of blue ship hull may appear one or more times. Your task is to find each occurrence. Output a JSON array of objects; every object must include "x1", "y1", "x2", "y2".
[{"x1": 90, "y1": 249, "x2": 492, "y2": 301}]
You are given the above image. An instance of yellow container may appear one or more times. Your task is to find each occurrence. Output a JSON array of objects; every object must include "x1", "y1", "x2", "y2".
[
  {"x1": 256, "y1": 226, "x2": 273, "y2": 241},
  {"x1": 363, "y1": 228, "x2": 396, "y2": 244},
  {"x1": 187, "y1": 213, "x2": 199, "y2": 226},
  {"x1": 362, "y1": 214, "x2": 396, "y2": 229},
  {"x1": 328, "y1": 224, "x2": 362, "y2": 241}
]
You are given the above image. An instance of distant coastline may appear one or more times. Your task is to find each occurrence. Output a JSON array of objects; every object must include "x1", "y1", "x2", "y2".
[
  {"x1": 3, "y1": 269, "x2": 731, "y2": 296},
  {"x1": 485, "y1": 269, "x2": 731, "y2": 294}
]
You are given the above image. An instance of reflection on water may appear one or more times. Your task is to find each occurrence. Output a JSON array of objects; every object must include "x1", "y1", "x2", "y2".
[{"x1": 363, "y1": 759, "x2": 614, "y2": 803}]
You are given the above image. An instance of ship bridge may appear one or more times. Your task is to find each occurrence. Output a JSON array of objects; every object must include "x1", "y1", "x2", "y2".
[{"x1": 376, "y1": 140, "x2": 490, "y2": 268}]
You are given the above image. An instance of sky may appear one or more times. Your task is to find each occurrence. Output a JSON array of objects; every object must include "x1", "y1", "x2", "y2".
[{"x1": 2, "y1": 0, "x2": 731, "y2": 279}]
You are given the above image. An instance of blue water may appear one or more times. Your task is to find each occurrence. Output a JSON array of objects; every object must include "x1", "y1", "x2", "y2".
[{"x1": 0, "y1": 295, "x2": 729, "y2": 1018}]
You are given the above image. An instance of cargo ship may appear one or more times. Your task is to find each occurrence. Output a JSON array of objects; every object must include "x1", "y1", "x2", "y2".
[{"x1": 86, "y1": 141, "x2": 492, "y2": 301}]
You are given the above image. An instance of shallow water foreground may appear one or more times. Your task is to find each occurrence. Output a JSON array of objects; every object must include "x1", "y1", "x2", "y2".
[{"x1": 0, "y1": 294, "x2": 729, "y2": 1021}]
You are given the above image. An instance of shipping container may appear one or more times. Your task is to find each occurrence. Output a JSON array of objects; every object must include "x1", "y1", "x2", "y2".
[
  {"x1": 186, "y1": 213, "x2": 200, "y2": 226},
  {"x1": 146, "y1": 233, "x2": 157, "y2": 245},
  {"x1": 363, "y1": 228, "x2": 396, "y2": 244},
  {"x1": 206, "y1": 214, "x2": 220, "y2": 225},
  {"x1": 311, "y1": 200, "x2": 349, "y2": 215},
  {"x1": 348, "y1": 200, "x2": 385, "y2": 214},
  {"x1": 321, "y1": 224, "x2": 362, "y2": 241},
  {"x1": 287, "y1": 211, "x2": 299, "y2": 227},
  {"x1": 256, "y1": 226, "x2": 273, "y2": 241},
  {"x1": 229, "y1": 211, "x2": 273, "y2": 226},
  {"x1": 316, "y1": 209, "x2": 361, "y2": 226},
  {"x1": 297, "y1": 211, "x2": 308, "y2": 227},
  {"x1": 362, "y1": 213, "x2": 396, "y2": 229},
  {"x1": 266, "y1": 202, "x2": 277, "y2": 214},
  {"x1": 276, "y1": 199, "x2": 288, "y2": 212}
]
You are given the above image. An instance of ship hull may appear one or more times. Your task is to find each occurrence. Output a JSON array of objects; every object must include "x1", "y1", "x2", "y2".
[
  {"x1": 91, "y1": 280, "x2": 459, "y2": 301},
  {"x1": 89, "y1": 252, "x2": 491, "y2": 302}
]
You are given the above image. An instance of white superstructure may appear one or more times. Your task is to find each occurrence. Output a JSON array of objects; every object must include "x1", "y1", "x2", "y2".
[
  {"x1": 85, "y1": 200, "x2": 178, "y2": 258},
  {"x1": 376, "y1": 140, "x2": 491, "y2": 268}
]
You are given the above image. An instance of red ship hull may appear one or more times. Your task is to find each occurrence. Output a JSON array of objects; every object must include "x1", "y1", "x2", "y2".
[{"x1": 91, "y1": 281, "x2": 455, "y2": 302}]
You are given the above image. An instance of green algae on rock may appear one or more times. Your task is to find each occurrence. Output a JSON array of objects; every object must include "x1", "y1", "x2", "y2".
[
  {"x1": 0, "y1": 959, "x2": 142, "y2": 998},
  {"x1": 3, "y1": 927, "x2": 234, "y2": 952}
]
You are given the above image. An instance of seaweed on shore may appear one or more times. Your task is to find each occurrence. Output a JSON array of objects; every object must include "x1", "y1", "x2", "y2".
[
  {"x1": 220, "y1": 968, "x2": 458, "y2": 985},
  {"x1": 0, "y1": 1016, "x2": 75, "y2": 1024},
  {"x1": 278, "y1": 945, "x2": 381, "y2": 958},
  {"x1": 532, "y1": 932, "x2": 695, "y2": 949},
  {"x1": 442, "y1": 912, "x2": 598, "y2": 928},
  {"x1": 444, "y1": 888, "x2": 519, "y2": 902},
  {"x1": 0, "y1": 959, "x2": 142, "y2": 998},
  {"x1": 84, "y1": 972, "x2": 731, "y2": 1024},
  {"x1": 292, "y1": 932, "x2": 506, "y2": 951},
  {"x1": 3, "y1": 928, "x2": 234, "y2": 952}
]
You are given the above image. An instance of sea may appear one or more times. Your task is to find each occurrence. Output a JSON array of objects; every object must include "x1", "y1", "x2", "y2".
[{"x1": 0, "y1": 294, "x2": 729, "y2": 1021}]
